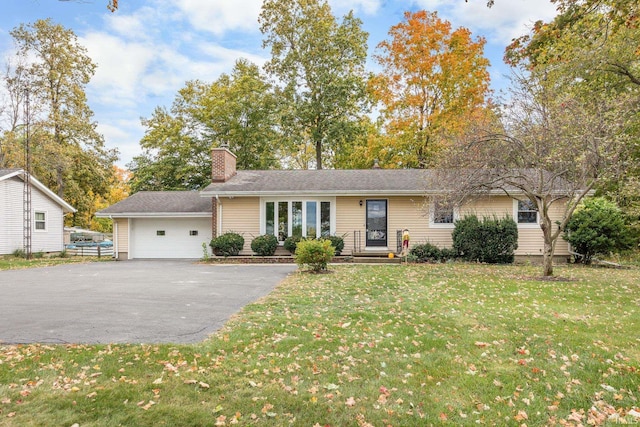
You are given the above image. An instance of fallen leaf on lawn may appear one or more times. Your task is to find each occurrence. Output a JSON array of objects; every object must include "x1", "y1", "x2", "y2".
[
  {"x1": 627, "y1": 409, "x2": 640, "y2": 418},
  {"x1": 152, "y1": 377, "x2": 163, "y2": 385},
  {"x1": 515, "y1": 410, "x2": 528, "y2": 421},
  {"x1": 199, "y1": 382, "x2": 210, "y2": 389},
  {"x1": 475, "y1": 342, "x2": 490, "y2": 348},
  {"x1": 86, "y1": 392, "x2": 97, "y2": 398},
  {"x1": 183, "y1": 379, "x2": 197, "y2": 385},
  {"x1": 345, "y1": 397, "x2": 356, "y2": 407}
]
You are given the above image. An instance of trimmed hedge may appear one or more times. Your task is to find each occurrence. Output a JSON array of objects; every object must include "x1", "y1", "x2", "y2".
[
  {"x1": 452, "y1": 215, "x2": 518, "y2": 264},
  {"x1": 284, "y1": 235, "x2": 303, "y2": 254},
  {"x1": 251, "y1": 234, "x2": 279, "y2": 256},
  {"x1": 326, "y1": 235, "x2": 345, "y2": 255},
  {"x1": 210, "y1": 232, "x2": 245, "y2": 257},
  {"x1": 409, "y1": 243, "x2": 456, "y2": 263}
]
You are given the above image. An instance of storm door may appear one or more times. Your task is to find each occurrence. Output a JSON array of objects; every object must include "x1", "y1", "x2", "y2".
[{"x1": 366, "y1": 199, "x2": 387, "y2": 247}]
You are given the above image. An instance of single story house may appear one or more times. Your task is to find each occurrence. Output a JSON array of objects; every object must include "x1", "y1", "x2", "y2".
[
  {"x1": 97, "y1": 147, "x2": 570, "y2": 261},
  {"x1": 0, "y1": 169, "x2": 76, "y2": 255}
]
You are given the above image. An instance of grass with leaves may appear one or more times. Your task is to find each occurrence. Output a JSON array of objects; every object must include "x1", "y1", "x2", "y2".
[
  {"x1": 0, "y1": 255, "x2": 110, "y2": 271},
  {"x1": 1, "y1": 263, "x2": 639, "y2": 426}
]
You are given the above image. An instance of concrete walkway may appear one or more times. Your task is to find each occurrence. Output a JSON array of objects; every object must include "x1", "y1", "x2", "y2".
[{"x1": 0, "y1": 260, "x2": 297, "y2": 344}]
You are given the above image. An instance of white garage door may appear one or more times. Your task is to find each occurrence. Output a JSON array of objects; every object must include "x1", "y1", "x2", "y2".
[{"x1": 130, "y1": 218, "x2": 212, "y2": 259}]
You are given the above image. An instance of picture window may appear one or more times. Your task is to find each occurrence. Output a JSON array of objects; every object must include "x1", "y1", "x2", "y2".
[{"x1": 157, "y1": 230, "x2": 166, "y2": 236}]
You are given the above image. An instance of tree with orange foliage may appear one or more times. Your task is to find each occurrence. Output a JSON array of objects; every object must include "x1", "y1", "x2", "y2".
[
  {"x1": 370, "y1": 10, "x2": 492, "y2": 169},
  {"x1": 90, "y1": 166, "x2": 130, "y2": 232}
]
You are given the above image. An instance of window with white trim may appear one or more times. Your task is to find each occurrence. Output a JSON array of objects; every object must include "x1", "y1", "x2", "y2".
[
  {"x1": 430, "y1": 200, "x2": 457, "y2": 228},
  {"x1": 34, "y1": 211, "x2": 46, "y2": 231},
  {"x1": 516, "y1": 199, "x2": 538, "y2": 225},
  {"x1": 263, "y1": 199, "x2": 333, "y2": 242}
]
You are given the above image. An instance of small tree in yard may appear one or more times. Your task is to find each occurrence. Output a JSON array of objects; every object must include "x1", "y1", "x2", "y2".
[
  {"x1": 435, "y1": 70, "x2": 635, "y2": 276},
  {"x1": 294, "y1": 239, "x2": 334, "y2": 272},
  {"x1": 563, "y1": 198, "x2": 634, "y2": 264}
]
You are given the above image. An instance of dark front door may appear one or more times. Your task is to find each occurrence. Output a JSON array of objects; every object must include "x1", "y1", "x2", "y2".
[{"x1": 366, "y1": 199, "x2": 387, "y2": 247}]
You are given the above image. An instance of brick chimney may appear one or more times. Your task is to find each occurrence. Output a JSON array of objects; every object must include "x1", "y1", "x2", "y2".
[{"x1": 211, "y1": 143, "x2": 237, "y2": 182}]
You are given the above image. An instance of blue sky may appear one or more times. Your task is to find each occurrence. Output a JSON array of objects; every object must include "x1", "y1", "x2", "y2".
[{"x1": 0, "y1": 0, "x2": 558, "y2": 167}]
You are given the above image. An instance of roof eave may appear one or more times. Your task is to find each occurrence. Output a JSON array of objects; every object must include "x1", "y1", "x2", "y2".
[{"x1": 95, "y1": 212, "x2": 211, "y2": 218}]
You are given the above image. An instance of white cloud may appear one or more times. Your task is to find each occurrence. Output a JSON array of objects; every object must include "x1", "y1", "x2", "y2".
[
  {"x1": 174, "y1": 0, "x2": 263, "y2": 35},
  {"x1": 410, "y1": 0, "x2": 558, "y2": 44},
  {"x1": 330, "y1": 0, "x2": 382, "y2": 15},
  {"x1": 81, "y1": 32, "x2": 156, "y2": 107}
]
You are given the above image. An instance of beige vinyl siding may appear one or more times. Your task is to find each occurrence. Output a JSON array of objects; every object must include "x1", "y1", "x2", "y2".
[
  {"x1": 460, "y1": 196, "x2": 570, "y2": 256},
  {"x1": 336, "y1": 195, "x2": 570, "y2": 256},
  {"x1": 335, "y1": 197, "x2": 365, "y2": 254},
  {"x1": 516, "y1": 200, "x2": 570, "y2": 256},
  {"x1": 114, "y1": 218, "x2": 129, "y2": 258},
  {"x1": 336, "y1": 196, "x2": 433, "y2": 253},
  {"x1": 219, "y1": 197, "x2": 260, "y2": 254}
]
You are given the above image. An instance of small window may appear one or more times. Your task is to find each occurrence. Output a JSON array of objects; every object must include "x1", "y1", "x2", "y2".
[
  {"x1": 517, "y1": 200, "x2": 538, "y2": 224},
  {"x1": 157, "y1": 230, "x2": 166, "y2": 236},
  {"x1": 430, "y1": 200, "x2": 456, "y2": 227},
  {"x1": 34, "y1": 211, "x2": 46, "y2": 231},
  {"x1": 189, "y1": 230, "x2": 198, "y2": 236},
  {"x1": 433, "y1": 201, "x2": 454, "y2": 224}
]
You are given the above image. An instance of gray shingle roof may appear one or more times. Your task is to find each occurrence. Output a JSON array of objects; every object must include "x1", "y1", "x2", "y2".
[
  {"x1": 201, "y1": 169, "x2": 436, "y2": 196},
  {"x1": 0, "y1": 168, "x2": 22, "y2": 179},
  {"x1": 96, "y1": 191, "x2": 212, "y2": 216}
]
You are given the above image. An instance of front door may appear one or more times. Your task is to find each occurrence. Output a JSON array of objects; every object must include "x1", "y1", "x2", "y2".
[{"x1": 366, "y1": 199, "x2": 387, "y2": 247}]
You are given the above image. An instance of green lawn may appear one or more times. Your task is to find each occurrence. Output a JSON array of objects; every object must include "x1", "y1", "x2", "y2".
[
  {"x1": 1, "y1": 263, "x2": 638, "y2": 426},
  {"x1": 0, "y1": 255, "x2": 110, "y2": 271}
]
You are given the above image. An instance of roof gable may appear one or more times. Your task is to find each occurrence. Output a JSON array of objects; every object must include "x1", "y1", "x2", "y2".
[{"x1": 0, "y1": 169, "x2": 76, "y2": 213}]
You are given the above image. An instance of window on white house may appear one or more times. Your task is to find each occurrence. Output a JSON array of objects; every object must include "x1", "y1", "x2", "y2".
[
  {"x1": 264, "y1": 199, "x2": 333, "y2": 242},
  {"x1": 34, "y1": 211, "x2": 46, "y2": 231},
  {"x1": 157, "y1": 230, "x2": 166, "y2": 236},
  {"x1": 189, "y1": 230, "x2": 198, "y2": 236},
  {"x1": 517, "y1": 200, "x2": 538, "y2": 224}
]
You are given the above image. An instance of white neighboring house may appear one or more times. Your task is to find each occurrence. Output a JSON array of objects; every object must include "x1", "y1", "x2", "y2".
[{"x1": 0, "y1": 169, "x2": 76, "y2": 255}]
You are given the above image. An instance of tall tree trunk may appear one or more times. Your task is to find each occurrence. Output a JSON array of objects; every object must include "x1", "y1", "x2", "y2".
[
  {"x1": 542, "y1": 239, "x2": 554, "y2": 277},
  {"x1": 316, "y1": 139, "x2": 323, "y2": 170}
]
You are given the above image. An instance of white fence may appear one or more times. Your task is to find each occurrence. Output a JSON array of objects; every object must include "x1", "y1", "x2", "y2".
[{"x1": 66, "y1": 246, "x2": 114, "y2": 258}]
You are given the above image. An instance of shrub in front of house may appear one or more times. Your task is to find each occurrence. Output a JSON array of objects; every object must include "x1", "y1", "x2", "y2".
[
  {"x1": 409, "y1": 242, "x2": 441, "y2": 262},
  {"x1": 563, "y1": 197, "x2": 634, "y2": 264},
  {"x1": 453, "y1": 215, "x2": 518, "y2": 264},
  {"x1": 251, "y1": 234, "x2": 279, "y2": 256},
  {"x1": 210, "y1": 232, "x2": 245, "y2": 257},
  {"x1": 409, "y1": 242, "x2": 455, "y2": 263},
  {"x1": 294, "y1": 238, "x2": 334, "y2": 272},
  {"x1": 325, "y1": 235, "x2": 345, "y2": 255},
  {"x1": 284, "y1": 235, "x2": 303, "y2": 254}
]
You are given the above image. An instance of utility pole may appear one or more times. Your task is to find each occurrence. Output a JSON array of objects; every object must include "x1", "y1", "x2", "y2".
[{"x1": 23, "y1": 88, "x2": 32, "y2": 259}]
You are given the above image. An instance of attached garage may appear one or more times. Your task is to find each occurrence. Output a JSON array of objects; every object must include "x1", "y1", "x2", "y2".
[
  {"x1": 96, "y1": 192, "x2": 212, "y2": 260},
  {"x1": 130, "y1": 217, "x2": 211, "y2": 259}
]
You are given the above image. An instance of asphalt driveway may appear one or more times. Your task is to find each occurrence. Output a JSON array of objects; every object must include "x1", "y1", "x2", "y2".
[{"x1": 0, "y1": 261, "x2": 297, "y2": 345}]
